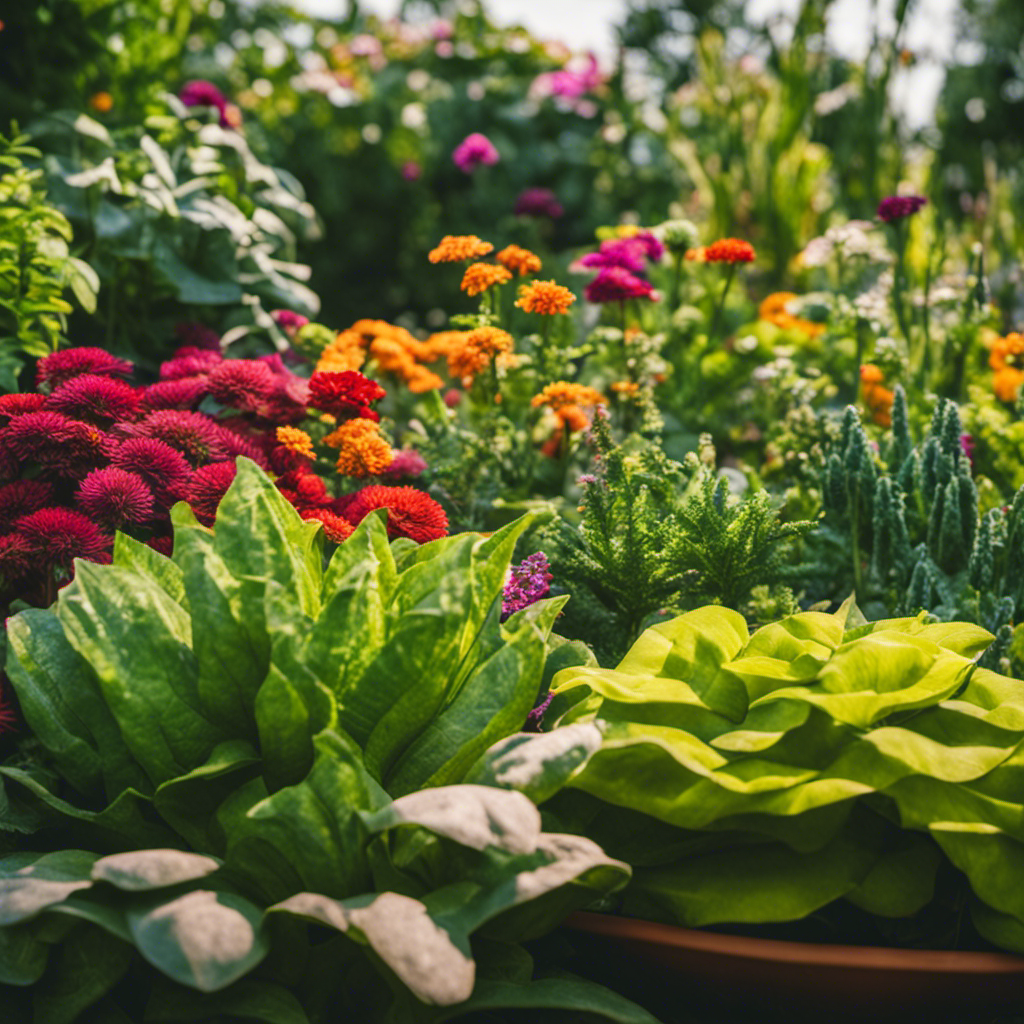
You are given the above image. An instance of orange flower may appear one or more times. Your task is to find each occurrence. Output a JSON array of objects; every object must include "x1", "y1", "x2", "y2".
[
  {"x1": 555, "y1": 405, "x2": 589, "y2": 432},
  {"x1": 860, "y1": 364, "x2": 885, "y2": 386},
  {"x1": 532, "y1": 381, "x2": 604, "y2": 413},
  {"x1": 988, "y1": 333, "x2": 1024, "y2": 403},
  {"x1": 428, "y1": 234, "x2": 494, "y2": 263},
  {"x1": 447, "y1": 327, "x2": 514, "y2": 381},
  {"x1": 300, "y1": 507, "x2": 355, "y2": 544},
  {"x1": 496, "y1": 244, "x2": 542, "y2": 277},
  {"x1": 704, "y1": 238, "x2": 756, "y2": 264},
  {"x1": 317, "y1": 331, "x2": 367, "y2": 373},
  {"x1": 461, "y1": 262, "x2": 513, "y2": 296},
  {"x1": 860, "y1": 364, "x2": 894, "y2": 427},
  {"x1": 515, "y1": 280, "x2": 576, "y2": 315},
  {"x1": 326, "y1": 418, "x2": 394, "y2": 477},
  {"x1": 275, "y1": 426, "x2": 315, "y2": 459},
  {"x1": 685, "y1": 247, "x2": 707, "y2": 262},
  {"x1": 611, "y1": 380, "x2": 640, "y2": 396},
  {"x1": 89, "y1": 92, "x2": 114, "y2": 113},
  {"x1": 994, "y1": 367, "x2": 1024, "y2": 404}
]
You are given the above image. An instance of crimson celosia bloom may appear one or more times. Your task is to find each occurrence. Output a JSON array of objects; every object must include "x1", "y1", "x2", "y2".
[
  {"x1": 704, "y1": 238, "x2": 756, "y2": 264},
  {"x1": 160, "y1": 350, "x2": 223, "y2": 381},
  {"x1": 36, "y1": 348, "x2": 133, "y2": 389},
  {"x1": 123, "y1": 410, "x2": 227, "y2": 466},
  {"x1": 2, "y1": 411, "x2": 109, "y2": 473},
  {"x1": 0, "y1": 480, "x2": 55, "y2": 530},
  {"x1": 207, "y1": 359, "x2": 276, "y2": 410},
  {"x1": 141, "y1": 377, "x2": 209, "y2": 411},
  {"x1": 14, "y1": 507, "x2": 109, "y2": 571},
  {"x1": 0, "y1": 393, "x2": 46, "y2": 420},
  {"x1": 45, "y1": 373, "x2": 140, "y2": 424},
  {"x1": 300, "y1": 507, "x2": 355, "y2": 544},
  {"x1": 345, "y1": 485, "x2": 448, "y2": 544},
  {"x1": 109, "y1": 438, "x2": 193, "y2": 509},
  {"x1": 877, "y1": 195, "x2": 927, "y2": 223},
  {"x1": 307, "y1": 371, "x2": 386, "y2": 421},
  {"x1": 76, "y1": 467, "x2": 155, "y2": 528},
  {"x1": 186, "y1": 461, "x2": 237, "y2": 525},
  {"x1": 584, "y1": 267, "x2": 657, "y2": 303}
]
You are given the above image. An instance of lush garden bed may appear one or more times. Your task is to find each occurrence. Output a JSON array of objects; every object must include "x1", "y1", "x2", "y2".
[{"x1": 2, "y1": 0, "x2": 1024, "y2": 1021}]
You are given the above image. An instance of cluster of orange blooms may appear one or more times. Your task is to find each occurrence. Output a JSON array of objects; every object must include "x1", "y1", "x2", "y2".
[
  {"x1": 447, "y1": 327, "x2": 516, "y2": 383},
  {"x1": 532, "y1": 381, "x2": 605, "y2": 433},
  {"x1": 989, "y1": 332, "x2": 1024, "y2": 404},
  {"x1": 757, "y1": 292, "x2": 825, "y2": 338},
  {"x1": 324, "y1": 418, "x2": 394, "y2": 477},
  {"x1": 275, "y1": 426, "x2": 315, "y2": 460},
  {"x1": 515, "y1": 279, "x2": 576, "y2": 316},
  {"x1": 860, "y1": 364, "x2": 895, "y2": 427}
]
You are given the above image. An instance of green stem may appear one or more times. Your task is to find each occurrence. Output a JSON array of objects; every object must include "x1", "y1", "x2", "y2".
[{"x1": 708, "y1": 264, "x2": 737, "y2": 347}]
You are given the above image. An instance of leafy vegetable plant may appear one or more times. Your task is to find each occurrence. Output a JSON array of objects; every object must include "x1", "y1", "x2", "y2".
[
  {"x1": 0, "y1": 459, "x2": 653, "y2": 1024},
  {"x1": 498, "y1": 599, "x2": 1024, "y2": 953}
]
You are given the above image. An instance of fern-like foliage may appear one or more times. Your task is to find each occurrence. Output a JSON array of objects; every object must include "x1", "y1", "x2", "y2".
[{"x1": 546, "y1": 414, "x2": 813, "y2": 664}]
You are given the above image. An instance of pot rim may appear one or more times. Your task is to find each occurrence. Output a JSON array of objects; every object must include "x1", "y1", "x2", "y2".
[{"x1": 564, "y1": 911, "x2": 1024, "y2": 975}]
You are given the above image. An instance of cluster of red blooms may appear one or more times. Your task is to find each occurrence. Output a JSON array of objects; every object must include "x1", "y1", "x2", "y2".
[{"x1": 0, "y1": 333, "x2": 448, "y2": 612}]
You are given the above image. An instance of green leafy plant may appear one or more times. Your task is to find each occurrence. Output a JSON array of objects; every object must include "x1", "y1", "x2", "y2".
[
  {"x1": 547, "y1": 417, "x2": 813, "y2": 664},
  {"x1": 0, "y1": 459, "x2": 654, "y2": 1024},
  {"x1": 514, "y1": 600, "x2": 1024, "y2": 953},
  {"x1": 0, "y1": 128, "x2": 98, "y2": 391}
]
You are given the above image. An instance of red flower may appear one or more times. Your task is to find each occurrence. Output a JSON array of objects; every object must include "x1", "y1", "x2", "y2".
[
  {"x1": 76, "y1": 468, "x2": 155, "y2": 528},
  {"x1": 2, "y1": 411, "x2": 109, "y2": 473},
  {"x1": 216, "y1": 425, "x2": 270, "y2": 470},
  {"x1": 0, "y1": 672, "x2": 18, "y2": 735},
  {"x1": 160, "y1": 350, "x2": 222, "y2": 381},
  {"x1": 141, "y1": 377, "x2": 209, "y2": 411},
  {"x1": 186, "y1": 461, "x2": 237, "y2": 525},
  {"x1": 345, "y1": 485, "x2": 448, "y2": 544},
  {"x1": 45, "y1": 374, "x2": 140, "y2": 424},
  {"x1": 110, "y1": 438, "x2": 193, "y2": 506},
  {"x1": 122, "y1": 410, "x2": 227, "y2": 467},
  {"x1": 37, "y1": 348, "x2": 133, "y2": 389},
  {"x1": 0, "y1": 480, "x2": 55, "y2": 530},
  {"x1": 276, "y1": 469, "x2": 328, "y2": 508},
  {"x1": 704, "y1": 238, "x2": 756, "y2": 264},
  {"x1": 300, "y1": 507, "x2": 355, "y2": 543},
  {"x1": 0, "y1": 393, "x2": 46, "y2": 420},
  {"x1": 14, "y1": 507, "x2": 109, "y2": 572},
  {"x1": 307, "y1": 371, "x2": 385, "y2": 421},
  {"x1": 584, "y1": 267, "x2": 657, "y2": 303},
  {"x1": 207, "y1": 360, "x2": 276, "y2": 411},
  {"x1": 147, "y1": 535, "x2": 175, "y2": 557},
  {"x1": 0, "y1": 532, "x2": 34, "y2": 581}
]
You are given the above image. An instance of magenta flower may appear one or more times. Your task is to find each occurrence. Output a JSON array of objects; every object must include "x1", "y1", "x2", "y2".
[
  {"x1": 877, "y1": 195, "x2": 927, "y2": 223},
  {"x1": 14, "y1": 507, "x2": 109, "y2": 573},
  {"x1": 0, "y1": 393, "x2": 46, "y2": 420},
  {"x1": 0, "y1": 480, "x2": 54, "y2": 531},
  {"x1": 580, "y1": 238, "x2": 649, "y2": 275},
  {"x1": 452, "y1": 133, "x2": 500, "y2": 173},
  {"x1": 179, "y1": 80, "x2": 231, "y2": 127},
  {"x1": 501, "y1": 552, "x2": 553, "y2": 621},
  {"x1": 514, "y1": 188, "x2": 564, "y2": 219},
  {"x1": 2, "y1": 411, "x2": 109, "y2": 473},
  {"x1": 160, "y1": 349, "x2": 222, "y2": 381},
  {"x1": 584, "y1": 267, "x2": 657, "y2": 303},
  {"x1": 270, "y1": 310, "x2": 311, "y2": 334},
  {"x1": 37, "y1": 348, "x2": 133, "y2": 390},
  {"x1": 45, "y1": 374, "x2": 140, "y2": 425},
  {"x1": 76, "y1": 468, "x2": 155, "y2": 528},
  {"x1": 532, "y1": 54, "x2": 602, "y2": 100},
  {"x1": 120, "y1": 410, "x2": 227, "y2": 467},
  {"x1": 186, "y1": 461, "x2": 237, "y2": 525},
  {"x1": 110, "y1": 438, "x2": 192, "y2": 506},
  {"x1": 382, "y1": 448, "x2": 427, "y2": 480},
  {"x1": 207, "y1": 359, "x2": 276, "y2": 411},
  {"x1": 401, "y1": 161, "x2": 422, "y2": 181},
  {"x1": 140, "y1": 377, "x2": 209, "y2": 412}
]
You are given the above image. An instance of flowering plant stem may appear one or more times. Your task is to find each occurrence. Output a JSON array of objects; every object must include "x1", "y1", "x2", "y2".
[{"x1": 708, "y1": 264, "x2": 737, "y2": 348}]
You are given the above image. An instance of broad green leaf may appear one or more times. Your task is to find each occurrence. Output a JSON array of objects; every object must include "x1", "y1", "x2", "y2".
[
  {"x1": 845, "y1": 835, "x2": 942, "y2": 917},
  {"x1": 144, "y1": 979, "x2": 310, "y2": 1023},
  {"x1": 0, "y1": 925, "x2": 48, "y2": 985},
  {"x1": 112, "y1": 533, "x2": 185, "y2": 606},
  {"x1": 127, "y1": 890, "x2": 269, "y2": 993},
  {"x1": 268, "y1": 890, "x2": 475, "y2": 1006},
  {"x1": 32, "y1": 925, "x2": 134, "y2": 1024},
  {"x1": 5, "y1": 609, "x2": 146, "y2": 800},
  {"x1": 58, "y1": 562, "x2": 221, "y2": 786},
  {"x1": 464, "y1": 724, "x2": 605, "y2": 805},
  {"x1": 92, "y1": 851, "x2": 221, "y2": 892},
  {"x1": 0, "y1": 852, "x2": 97, "y2": 926}
]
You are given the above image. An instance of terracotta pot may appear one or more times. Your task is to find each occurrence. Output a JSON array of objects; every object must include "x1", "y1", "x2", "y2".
[{"x1": 562, "y1": 911, "x2": 1024, "y2": 1021}]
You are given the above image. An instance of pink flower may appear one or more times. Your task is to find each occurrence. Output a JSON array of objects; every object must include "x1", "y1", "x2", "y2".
[
  {"x1": 110, "y1": 438, "x2": 192, "y2": 507},
  {"x1": 2, "y1": 411, "x2": 109, "y2": 473},
  {"x1": 207, "y1": 359, "x2": 276, "y2": 411},
  {"x1": 584, "y1": 267, "x2": 657, "y2": 303},
  {"x1": 877, "y1": 195, "x2": 927, "y2": 223},
  {"x1": 37, "y1": 348, "x2": 133, "y2": 389},
  {"x1": 179, "y1": 80, "x2": 231, "y2": 127},
  {"x1": 140, "y1": 377, "x2": 209, "y2": 411},
  {"x1": 45, "y1": 374, "x2": 140, "y2": 424},
  {"x1": 0, "y1": 480, "x2": 54, "y2": 531},
  {"x1": 532, "y1": 54, "x2": 602, "y2": 100},
  {"x1": 580, "y1": 239, "x2": 649, "y2": 275},
  {"x1": 0, "y1": 394, "x2": 46, "y2": 420},
  {"x1": 76, "y1": 467, "x2": 155, "y2": 528},
  {"x1": 382, "y1": 448, "x2": 427, "y2": 480},
  {"x1": 270, "y1": 310, "x2": 311, "y2": 335},
  {"x1": 160, "y1": 350, "x2": 222, "y2": 381},
  {"x1": 186, "y1": 461, "x2": 237, "y2": 525},
  {"x1": 14, "y1": 507, "x2": 109, "y2": 573},
  {"x1": 452, "y1": 133, "x2": 499, "y2": 173},
  {"x1": 402, "y1": 161, "x2": 422, "y2": 181},
  {"x1": 120, "y1": 410, "x2": 227, "y2": 467},
  {"x1": 514, "y1": 188, "x2": 563, "y2": 219}
]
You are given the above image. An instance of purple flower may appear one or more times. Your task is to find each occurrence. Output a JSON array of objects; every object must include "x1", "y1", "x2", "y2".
[
  {"x1": 515, "y1": 188, "x2": 564, "y2": 219},
  {"x1": 453, "y1": 133, "x2": 499, "y2": 173},
  {"x1": 580, "y1": 238, "x2": 649, "y2": 275},
  {"x1": 179, "y1": 80, "x2": 231, "y2": 127},
  {"x1": 501, "y1": 552, "x2": 553, "y2": 621},
  {"x1": 877, "y1": 195, "x2": 927, "y2": 223},
  {"x1": 584, "y1": 266, "x2": 657, "y2": 304}
]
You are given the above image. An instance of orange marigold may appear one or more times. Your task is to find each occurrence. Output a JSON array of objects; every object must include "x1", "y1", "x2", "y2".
[
  {"x1": 300, "y1": 507, "x2": 355, "y2": 544},
  {"x1": 326, "y1": 418, "x2": 394, "y2": 478},
  {"x1": 428, "y1": 235, "x2": 494, "y2": 263},
  {"x1": 685, "y1": 247, "x2": 707, "y2": 262},
  {"x1": 317, "y1": 331, "x2": 366, "y2": 373},
  {"x1": 860, "y1": 364, "x2": 894, "y2": 427},
  {"x1": 275, "y1": 426, "x2": 315, "y2": 459},
  {"x1": 610, "y1": 380, "x2": 641, "y2": 396},
  {"x1": 89, "y1": 92, "x2": 114, "y2": 113},
  {"x1": 447, "y1": 327, "x2": 514, "y2": 381},
  {"x1": 860, "y1": 364, "x2": 885, "y2": 386},
  {"x1": 496, "y1": 244, "x2": 542, "y2": 277},
  {"x1": 704, "y1": 238, "x2": 756, "y2": 264},
  {"x1": 461, "y1": 262, "x2": 513, "y2": 296},
  {"x1": 989, "y1": 332, "x2": 1024, "y2": 372},
  {"x1": 532, "y1": 381, "x2": 604, "y2": 412},
  {"x1": 515, "y1": 280, "x2": 576, "y2": 315},
  {"x1": 994, "y1": 367, "x2": 1024, "y2": 404}
]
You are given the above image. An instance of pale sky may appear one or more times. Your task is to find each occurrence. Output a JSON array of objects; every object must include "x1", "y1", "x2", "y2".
[{"x1": 295, "y1": 0, "x2": 964, "y2": 128}]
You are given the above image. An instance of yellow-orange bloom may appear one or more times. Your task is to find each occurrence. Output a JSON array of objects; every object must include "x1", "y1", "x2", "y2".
[
  {"x1": 610, "y1": 380, "x2": 640, "y2": 396},
  {"x1": 496, "y1": 244, "x2": 542, "y2": 277},
  {"x1": 428, "y1": 235, "x2": 494, "y2": 263},
  {"x1": 461, "y1": 262, "x2": 512, "y2": 296},
  {"x1": 532, "y1": 381, "x2": 604, "y2": 412},
  {"x1": 275, "y1": 426, "x2": 315, "y2": 459},
  {"x1": 89, "y1": 92, "x2": 114, "y2": 113},
  {"x1": 994, "y1": 367, "x2": 1024, "y2": 404},
  {"x1": 515, "y1": 280, "x2": 576, "y2": 315},
  {"x1": 758, "y1": 292, "x2": 824, "y2": 337},
  {"x1": 447, "y1": 327, "x2": 515, "y2": 381},
  {"x1": 860, "y1": 364, "x2": 894, "y2": 427},
  {"x1": 988, "y1": 332, "x2": 1024, "y2": 403},
  {"x1": 317, "y1": 330, "x2": 367, "y2": 373},
  {"x1": 325, "y1": 418, "x2": 394, "y2": 477},
  {"x1": 685, "y1": 247, "x2": 707, "y2": 263}
]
